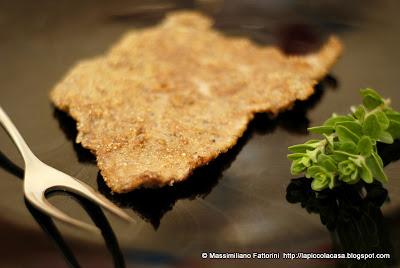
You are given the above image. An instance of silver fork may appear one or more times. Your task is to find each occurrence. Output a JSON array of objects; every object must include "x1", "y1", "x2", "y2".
[{"x1": 0, "y1": 106, "x2": 133, "y2": 232}]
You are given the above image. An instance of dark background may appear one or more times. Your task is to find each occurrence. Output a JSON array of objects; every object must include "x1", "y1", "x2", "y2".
[{"x1": 0, "y1": 0, "x2": 399, "y2": 267}]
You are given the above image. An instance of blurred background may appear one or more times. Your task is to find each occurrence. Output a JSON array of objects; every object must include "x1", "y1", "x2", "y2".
[{"x1": 0, "y1": 0, "x2": 400, "y2": 267}]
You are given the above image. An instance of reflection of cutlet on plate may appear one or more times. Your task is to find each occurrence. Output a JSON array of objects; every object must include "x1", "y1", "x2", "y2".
[{"x1": 51, "y1": 11, "x2": 342, "y2": 193}]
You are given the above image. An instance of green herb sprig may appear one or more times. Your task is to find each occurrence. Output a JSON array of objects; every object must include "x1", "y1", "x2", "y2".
[{"x1": 288, "y1": 88, "x2": 400, "y2": 191}]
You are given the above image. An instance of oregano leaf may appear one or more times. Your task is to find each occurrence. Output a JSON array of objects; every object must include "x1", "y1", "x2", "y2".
[
  {"x1": 288, "y1": 144, "x2": 317, "y2": 153},
  {"x1": 386, "y1": 110, "x2": 400, "y2": 123},
  {"x1": 318, "y1": 154, "x2": 337, "y2": 172},
  {"x1": 387, "y1": 120, "x2": 400, "y2": 139},
  {"x1": 357, "y1": 136, "x2": 373, "y2": 156},
  {"x1": 360, "y1": 161, "x2": 373, "y2": 183},
  {"x1": 375, "y1": 110, "x2": 390, "y2": 129},
  {"x1": 308, "y1": 126, "x2": 335, "y2": 135},
  {"x1": 353, "y1": 105, "x2": 367, "y2": 121},
  {"x1": 363, "y1": 94, "x2": 384, "y2": 110},
  {"x1": 377, "y1": 131, "x2": 394, "y2": 144},
  {"x1": 338, "y1": 141, "x2": 357, "y2": 154},
  {"x1": 360, "y1": 88, "x2": 384, "y2": 101},
  {"x1": 336, "y1": 121, "x2": 363, "y2": 137},
  {"x1": 336, "y1": 125, "x2": 360, "y2": 144},
  {"x1": 362, "y1": 113, "x2": 381, "y2": 138},
  {"x1": 365, "y1": 152, "x2": 388, "y2": 183},
  {"x1": 323, "y1": 115, "x2": 354, "y2": 127},
  {"x1": 287, "y1": 153, "x2": 306, "y2": 160}
]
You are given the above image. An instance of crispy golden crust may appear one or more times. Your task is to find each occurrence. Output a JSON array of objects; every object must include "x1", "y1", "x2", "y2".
[{"x1": 50, "y1": 11, "x2": 342, "y2": 193}]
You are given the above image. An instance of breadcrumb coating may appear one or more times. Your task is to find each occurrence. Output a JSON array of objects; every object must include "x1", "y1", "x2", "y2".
[{"x1": 51, "y1": 11, "x2": 342, "y2": 193}]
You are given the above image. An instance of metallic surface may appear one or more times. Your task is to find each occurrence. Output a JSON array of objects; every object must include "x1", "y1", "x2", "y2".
[
  {"x1": 0, "y1": 106, "x2": 132, "y2": 232},
  {"x1": 0, "y1": 0, "x2": 399, "y2": 267}
]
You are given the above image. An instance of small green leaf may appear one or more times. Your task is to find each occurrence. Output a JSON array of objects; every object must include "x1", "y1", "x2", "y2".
[
  {"x1": 333, "y1": 150, "x2": 358, "y2": 158},
  {"x1": 287, "y1": 153, "x2": 306, "y2": 160},
  {"x1": 386, "y1": 110, "x2": 400, "y2": 123},
  {"x1": 288, "y1": 144, "x2": 317, "y2": 153},
  {"x1": 318, "y1": 154, "x2": 337, "y2": 172},
  {"x1": 336, "y1": 125, "x2": 360, "y2": 144},
  {"x1": 375, "y1": 110, "x2": 390, "y2": 129},
  {"x1": 311, "y1": 177, "x2": 329, "y2": 191},
  {"x1": 291, "y1": 159, "x2": 307, "y2": 175},
  {"x1": 338, "y1": 141, "x2": 357, "y2": 154},
  {"x1": 387, "y1": 120, "x2": 400, "y2": 140},
  {"x1": 363, "y1": 94, "x2": 384, "y2": 110},
  {"x1": 353, "y1": 105, "x2": 366, "y2": 121},
  {"x1": 360, "y1": 88, "x2": 384, "y2": 101},
  {"x1": 332, "y1": 151, "x2": 350, "y2": 162},
  {"x1": 307, "y1": 165, "x2": 333, "y2": 191},
  {"x1": 308, "y1": 126, "x2": 335, "y2": 135},
  {"x1": 324, "y1": 115, "x2": 354, "y2": 127},
  {"x1": 375, "y1": 151, "x2": 384, "y2": 167},
  {"x1": 365, "y1": 152, "x2": 388, "y2": 183},
  {"x1": 362, "y1": 114, "x2": 382, "y2": 138},
  {"x1": 359, "y1": 162, "x2": 373, "y2": 183},
  {"x1": 306, "y1": 165, "x2": 324, "y2": 177},
  {"x1": 377, "y1": 131, "x2": 394, "y2": 144},
  {"x1": 357, "y1": 136, "x2": 373, "y2": 156},
  {"x1": 305, "y1": 139, "x2": 321, "y2": 144},
  {"x1": 336, "y1": 121, "x2": 363, "y2": 137}
]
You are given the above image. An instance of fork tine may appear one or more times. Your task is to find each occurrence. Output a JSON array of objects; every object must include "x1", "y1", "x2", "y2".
[
  {"x1": 25, "y1": 191, "x2": 100, "y2": 233},
  {"x1": 60, "y1": 178, "x2": 134, "y2": 223}
]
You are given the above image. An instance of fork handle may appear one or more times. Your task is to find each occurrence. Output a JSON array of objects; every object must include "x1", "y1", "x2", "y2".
[{"x1": 0, "y1": 106, "x2": 36, "y2": 164}]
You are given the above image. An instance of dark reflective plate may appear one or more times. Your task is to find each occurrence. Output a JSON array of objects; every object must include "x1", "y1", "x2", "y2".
[{"x1": 0, "y1": 0, "x2": 400, "y2": 267}]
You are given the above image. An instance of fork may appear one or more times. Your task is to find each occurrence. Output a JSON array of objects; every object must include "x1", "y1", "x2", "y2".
[{"x1": 0, "y1": 106, "x2": 133, "y2": 232}]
